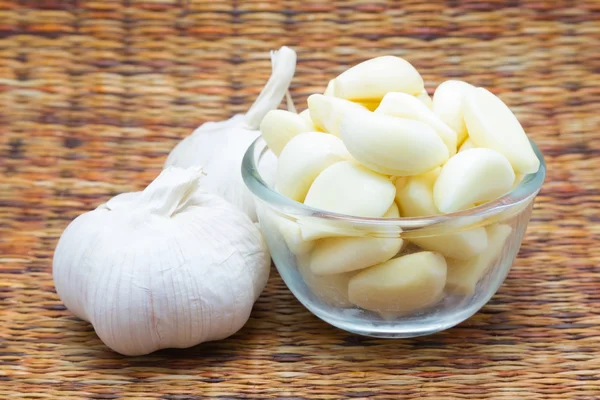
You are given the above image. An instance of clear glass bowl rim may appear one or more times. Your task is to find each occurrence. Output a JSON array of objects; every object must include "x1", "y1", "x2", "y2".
[{"x1": 242, "y1": 137, "x2": 546, "y2": 231}]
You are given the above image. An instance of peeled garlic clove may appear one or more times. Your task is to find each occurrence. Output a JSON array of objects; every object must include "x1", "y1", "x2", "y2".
[
  {"x1": 348, "y1": 252, "x2": 447, "y2": 314},
  {"x1": 297, "y1": 253, "x2": 354, "y2": 308},
  {"x1": 299, "y1": 109, "x2": 321, "y2": 131},
  {"x1": 446, "y1": 224, "x2": 512, "y2": 295},
  {"x1": 307, "y1": 94, "x2": 367, "y2": 136},
  {"x1": 332, "y1": 56, "x2": 424, "y2": 100},
  {"x1": 458, "y1": 138, "x2": 475, "y2": 152},
  {"x1": 298, "y1": 217, "x2": 359, "y2": 241},
  {"x1": 323, "y1": 80, "x2": 335, "y2": 96},
  {"x1": 309, "y1": 204, "x2": 403, "y2": 275},
  {"x1": 433, "y1": 148, "x2": 515, "y2": 213},
  {"x1": 432, "y1": 80, "x2": 476, "y2": 145},
  {"x1": 260, "y1": 109, "x2": 314, "y2": 156},
  {"x1": 274, "y1": 215, "x2": 314, "y2": 256},
  {"x1": 340, "y1": 110, "x2": 449, "y2": 176},
  {"x1": 512, "y1": 173, "x2": 525, "y2": 190},
  {"x1": 410, "y1": 228, "x2": 488, "y2": 260},
  {"x1": 323, "y1": 79, "x2": 380, "y2": 111},
  {"x1": 395, "y1": 168, "x2": 440, "y2": 217},
  {"x1": 304, "y1": 160, "x2": 396, "y2": 217},
  {"x1": 416, "y1": 89, "x2": 433, "y2": 109},
  {"x1": 463, "y1": 87, "x2": 540, "y2": 174},
  {"x1": 376, "y1": 92, "x2": 457, "y2": 156},
  {"x1": 257, "y1": 149, "x2": 278, "y2": 188},
  {"x1": 276, "y1": 132, "x2": 350, "y2": 202}
]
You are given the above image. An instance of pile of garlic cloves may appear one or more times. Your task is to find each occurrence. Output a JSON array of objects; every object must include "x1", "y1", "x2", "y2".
[{"x1": 53, "y1": 47, "x2": 297, "y2": 356}]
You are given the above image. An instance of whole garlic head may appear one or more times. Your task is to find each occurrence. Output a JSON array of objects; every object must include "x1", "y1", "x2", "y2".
[{"x1": 53, "y1": 167, "x2": 271, "y2": 356}]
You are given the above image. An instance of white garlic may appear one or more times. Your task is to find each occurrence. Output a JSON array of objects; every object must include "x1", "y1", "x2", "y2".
[
  {"x1": 307, "y1": 94, "x2": 368, "y2": 137},
  {"x1": 53, "y1": 167, "x2": 271, "y2": 356},
  {"x1": 164, "y1": 46, "x2": 297, "y2": 221},
  {"x1": 298, "y1": 109, "x2": 320, "y2": 131},
  {"x1": 463, "y1": 87, "x2": 540, "y2": 174},
  {"x1": 458, "y1": 138, "x2": 476, "y2": 152},
  {"x1": 276, "y1": 131, "x2": 350, "y2": 202},
  {"x1": 272, "y1": 214, "x2": 314, "y2": 256},
  {"x1": 416, "y1": 89, "x2": 433, "y2": 109},
  {"x1": 410, "y1": 228, "x2": 489, "y2": 261},
  {"x1": 339, "y1": 109, "x2": 449, "y2": 176},
  {"x1": 304, "y1": 160, "x2": 396, "y2": 218},
  {"x1": 309, "y1": 203, "x2": 404, "y2": 275},
  {"x1": 432, "y1": 80, "x2": 476, "y2": 145},
  {"x1": 395, "y1": 167, "x2": 440, "y2": 217},
  {"x1": 433, "y1": 148, "x2": 515, "y2": 213},
  {"x1": 297, "y1": 253, "x2": 355, "y2": 308},
  {"x1": 331, "y1": 55, "x2": 424, "y2": 100},
  {"x1": 348, "y1": 251, "x2": 447, "y2": 314},
  {"x1": 446, "y1": 224, "x2": 513, "y2": 295},
  {"x1": 260, "y1": 109, "x2": 313, "y2": 156},
  {"x1": 375, "y1": 92, "x2": 458, "y2": 156}
]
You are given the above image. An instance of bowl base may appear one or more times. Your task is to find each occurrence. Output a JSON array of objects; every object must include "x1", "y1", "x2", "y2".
[{"x1": 302, "y1": 300, "x2": 482, "y2": 339}]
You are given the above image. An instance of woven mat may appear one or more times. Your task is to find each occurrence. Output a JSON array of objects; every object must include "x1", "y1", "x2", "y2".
[{"x1": 1, "y1": 1, "x2": 599, "y2": 398}]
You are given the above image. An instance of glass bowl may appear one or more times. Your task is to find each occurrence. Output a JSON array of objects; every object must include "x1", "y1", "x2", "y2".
[{"x1": 242, "y1": 138, "x2": 545, "y2": 338}]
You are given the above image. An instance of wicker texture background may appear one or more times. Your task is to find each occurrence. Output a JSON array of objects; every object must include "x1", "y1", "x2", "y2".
[{"x1": 1, "y1": 1, "x2": 599, "y2": 398}]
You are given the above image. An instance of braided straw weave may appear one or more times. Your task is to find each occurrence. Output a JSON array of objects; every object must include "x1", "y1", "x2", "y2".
[{"x1": 1, "y1": 1, "x2": 599, "y2": 398}]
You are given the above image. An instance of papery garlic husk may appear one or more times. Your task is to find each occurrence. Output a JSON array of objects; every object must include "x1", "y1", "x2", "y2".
[
  {"x1": 164, "y1": 46, "x2": 297, "y2": 221},
  {"x1": 52, "y1": 167, "x2": 271, "y2": 356}
]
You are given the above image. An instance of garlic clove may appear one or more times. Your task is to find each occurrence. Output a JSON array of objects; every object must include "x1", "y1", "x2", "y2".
[
  {"x1": 260, "y1": 109, "x2": 314, "y2": 156},
  {"x1": 458, "y1": 138, "x2": 475, "y2": 152},
  {"x1": 297, "y1": 253, "x2": 355, "y2": 308},
  {"x1": 274, "y1": 214, "x2": 315, "y2": 256},
  {"x1": 309, "y1": 203, "x2": 404, "y2": 275},
  {"x1": 276, "y1": 132, "x2": 350, "y2": 202},
  {"x1": 348, "y1": 251, "x2": 447, "y2": 314},
  {"x1": 432, "y1": 80, "x2": 476, "y2": 145},
  {"x1": 375, "y1": 92, "x2": 458, "y2": 156},
  {"x1": 307, "y1": 94, "x2": 368, "y2": 136},
  {"x1": 463, "y1": 87, "x2": 540, "y2": 174},
  {"x1": 323, "y1": 79, "x2": 335, "y2": 96},
  {"x1": 303, "y1": 160, "x2": 396, "y2": 218},
  {"x1": 257, "y1": 148, "x2": 278, "y2": 188},
  {"x1": 433, "y1": 148, "x2": 515, "y2": 213},
  {"x1": 446, "y1": 224, "x2": 513, "y2": 295},
  {"x1": 409, "y1": 228, "x2": 489, "y2": 260},
  {"x1": 331, "y1": 56, "x2": 424, "y2": 101},
  {"x1": 512, "y1": 173, "x2": 525, "y2": 190},
  {"x1": 416, "y1": 89, "x2": 433, "y2": 109},
  {"x1": 299, "y1": 162, "x2": 396, "y2": 241},
  {"x1": 395, "y1": 167, "x2": 440, "y2": 217},
  {"x1": 339, "y1": 110, "x2": 449, "y2": 176},
  {"x1": 298, "y1": 109, "x2": 321, "y2": 132},
  {"x1": 297, "y1": 217, "x2": 360, "y2": 242}
]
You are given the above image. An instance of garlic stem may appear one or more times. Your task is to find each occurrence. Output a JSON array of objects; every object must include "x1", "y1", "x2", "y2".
[
  {"x1": 245, "y1": 46, "x2": 297, "y2": 129},
  {"x1": 134, "y1": 167, "x2": 205, "y2": 217}
]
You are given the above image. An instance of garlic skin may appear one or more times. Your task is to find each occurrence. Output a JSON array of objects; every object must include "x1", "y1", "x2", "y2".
[
  {"x1": 164, "y1": 46, "x2": 297, "y2": 221},
  {"x1": 53, "y1": 167, "x2": 271, "y2": 356}
]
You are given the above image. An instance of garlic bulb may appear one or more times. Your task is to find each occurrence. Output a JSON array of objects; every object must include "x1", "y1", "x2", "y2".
[
  {"x1": 164, "y1": 46, "x2": 297, "y2": 221},
  {"x1": 53, "y1": 167, "x2": 271, "y2": 356}
]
